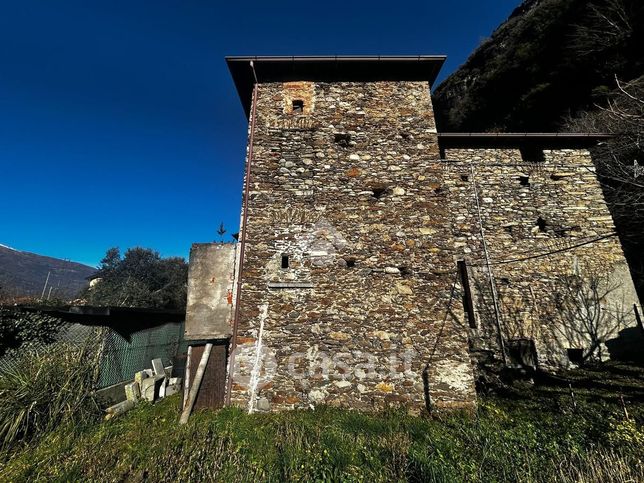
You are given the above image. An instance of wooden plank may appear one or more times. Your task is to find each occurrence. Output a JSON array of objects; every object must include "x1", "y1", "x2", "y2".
[{"x1": 187, "y1": 340, "x2": 228, "y2": 410}]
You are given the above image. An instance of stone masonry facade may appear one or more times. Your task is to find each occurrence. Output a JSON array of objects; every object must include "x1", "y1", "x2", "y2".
[
  {"x1": 443, "y1": 147, "x2": 638, "y2": 371},
  {"x1": 223, "y1": 60, "x2": 639, "y2": 413}
]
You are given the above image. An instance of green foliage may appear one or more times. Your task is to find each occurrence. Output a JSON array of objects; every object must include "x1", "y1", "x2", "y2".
[
  {"x1": 1, "y1": 386, "x2": 642, "y2": 481},
  {"x1": 0, "y1": 308, "x2": 63, "y2": 358},
  {"x1": 82, "y1": 247, "x2": 188, "y2": 309},
  {"x1": 0, "y1": 342, "x2": 101, "y2": 450}
]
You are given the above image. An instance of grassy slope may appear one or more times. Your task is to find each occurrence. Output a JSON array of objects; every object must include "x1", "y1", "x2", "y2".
[{"x1": 1, "y1": 363, "x2": 643, "y2": 482}]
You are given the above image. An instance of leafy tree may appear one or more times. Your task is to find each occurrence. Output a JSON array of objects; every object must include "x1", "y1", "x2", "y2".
[{"x1": 81, "y1": 247, "x2": 188, "y2": 309}]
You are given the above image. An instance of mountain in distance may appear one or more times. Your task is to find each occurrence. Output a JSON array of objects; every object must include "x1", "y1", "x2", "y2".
[
  {"x1": 0, "y1": 243, "x2": 96, "y2": 300},
  {"x1": 433, "y1": 0, "x2": 643, "y2": 132}
]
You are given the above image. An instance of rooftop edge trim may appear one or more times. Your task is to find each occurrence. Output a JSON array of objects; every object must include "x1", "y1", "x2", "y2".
[{"x1": 226, "y1": 55, "x2": 446, "y2": 118}]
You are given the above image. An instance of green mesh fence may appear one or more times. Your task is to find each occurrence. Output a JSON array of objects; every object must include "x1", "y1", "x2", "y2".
[{"x1": 97, "y1": 321, "x2": 185, "y2": 388}]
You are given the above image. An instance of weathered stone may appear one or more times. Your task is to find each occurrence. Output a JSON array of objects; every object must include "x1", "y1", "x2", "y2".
[
  {"x1": 375, "y1": 382, "x2": 394, "y2": 393},
  {"x1": 221, "y1": 58, "x2": 639, "y2": 416}
]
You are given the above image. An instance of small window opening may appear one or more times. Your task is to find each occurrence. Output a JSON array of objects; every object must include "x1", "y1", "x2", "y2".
[
  {"x1": 334, "y1": 133, "x2": 351, "y2": 147},
  {"x1": 439, "y1": 146, "x2": 446, "y2": 160},
  {"x1": 499, "y1": 277, "x2": 510, "y2": 285},
  {"x1": 457, "y1": 260, "x2": 477, "y2": 329},
  {"x1": 281, "y1": 254, "x2": 290, "y2": 269},
  {"x1": 460, "y1": 174, "x2": 469, "y2": 182},
  {"x1": 567, "y1": 348, "x2": 584, "y2": 364},
  {"x1": 520, "y1": 146, "x2": 545, "y2": 163},
  {"x1": 400, "y1": 132, "x2": 410, "y2": 140},
  {"x1": 399, "y1": 266, "x2": 412, "y2": 277},
  {"x1": 536, "y1": 217, "x2": 547, "y2": 233},
  {"x1": 519, "y1": 176, "x2": 530, "y2": 186},
  {"x1": 434, "y1": 186, "x2": 444, "y2": 194},
  {"x1": 344, "y1": 257, "x2": 356, "y2": 268},
  {"x1": 292, "y1": 100, "x2": 304, "y2": 113},
  {"x1": 508, "y1": 339, "x2": 538, "y2": 368},
  {"x1": 372, "y1": 186, "x2": 387, "y2": 199}
]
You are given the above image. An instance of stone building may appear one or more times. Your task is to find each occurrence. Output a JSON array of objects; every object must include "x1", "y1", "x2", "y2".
[{"x1": 184, "y1": 56, "x2": 640, "y2": 413}]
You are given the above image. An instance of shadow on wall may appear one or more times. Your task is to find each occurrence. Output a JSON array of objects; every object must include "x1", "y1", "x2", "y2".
[{"x1": 605, "y1": 327, "x2": 644, "y2": 366}]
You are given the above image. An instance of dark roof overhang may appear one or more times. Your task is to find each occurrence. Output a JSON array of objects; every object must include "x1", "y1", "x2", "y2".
[
  {"x1": 226, "y1": 55, "x2": 446, "y2": 118},
  {"x1": 438, "y1": 132, "x2": 614, "y2": 149},
  {"x1": 12, "y1": 305, "x2": 185, "y2": 338}
]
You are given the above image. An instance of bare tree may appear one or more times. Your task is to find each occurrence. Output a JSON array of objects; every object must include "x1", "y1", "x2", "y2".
[
  {"x1": 571, "y1": 0, "x2": 634, "y2": 56},
  {"x1": 565, "y1": 75, "x2": 644, "y2": 294},
  {"x1": 549, "y1": 271, "x2": 630, "y2": 363}
]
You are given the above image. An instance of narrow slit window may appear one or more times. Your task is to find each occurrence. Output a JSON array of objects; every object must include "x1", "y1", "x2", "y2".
[
  {"x1": 536, "y1": 217, "x2": 547, "y2": 233},
  {"x1": 372, "y1": 187, "x2": 387, "y2": 199},
  {"x1": 292, "y1": 100, "x2": 304, "y2": 113},
  {"x1": 344, "y1": 257, "x2": 356, "y2": 268},
  {"x1": 519, "y1": 176, "x2": 530, "y2": 186},
  {"x1": 281, "y1": 254, "x2": 289, "y2": 269},
  {"x1": 458, "y1": 260, "x2": 477, "y2": 329},
  {"x1": 334, "y1": 133, "x2": 351, "y2": 147}
]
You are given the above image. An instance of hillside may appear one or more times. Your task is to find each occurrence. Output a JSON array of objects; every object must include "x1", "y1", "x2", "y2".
[
  {"x1": 0, "y1": 244, "x2": 95, "y2": 300},
  {"x1": 433, "y1": 0, "x2": 644, "y2": 132}
]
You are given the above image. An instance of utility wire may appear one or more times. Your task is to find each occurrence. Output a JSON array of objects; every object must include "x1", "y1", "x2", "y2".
[{"x1": 468, "y1": 232, "x2": 618, "y2": 267}]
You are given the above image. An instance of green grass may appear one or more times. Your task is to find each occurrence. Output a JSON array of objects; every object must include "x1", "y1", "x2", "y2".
[
  {"x1": 0, "y1": 357, "x2": 643, "y2": 482},
  {"x1": 1, "y1": 386, "x2": 642, "y2": 482},
  {"x1": 0, "y1": 342, "x2": 101, "y2": 450}
]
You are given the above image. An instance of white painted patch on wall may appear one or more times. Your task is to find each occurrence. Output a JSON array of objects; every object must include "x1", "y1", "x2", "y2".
[{"x1": 247, "y1": 303, "x2": 269, "y2": 414}]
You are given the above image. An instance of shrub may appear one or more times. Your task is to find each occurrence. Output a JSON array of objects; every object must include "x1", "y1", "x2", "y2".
[
  {"x1": 0, "y1": 341, "x2": 101, "y2": 449},
  {"x1": 0, "y1": 308, "x2": 63, "y2": 358}
]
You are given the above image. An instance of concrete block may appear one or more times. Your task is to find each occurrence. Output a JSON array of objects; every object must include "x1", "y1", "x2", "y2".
[
  {"x1": 134, "y1": 370, "x2": 148, "y2": 386},
  {"x1": 141, "y1": 375, "x2": 165, "y2": 402},
  {"x1": 151, "y1": 358, "x2": 165, "y2": 376},
  {"x1": 124, "y1": 382, "x2": 140, "y2": 402}
]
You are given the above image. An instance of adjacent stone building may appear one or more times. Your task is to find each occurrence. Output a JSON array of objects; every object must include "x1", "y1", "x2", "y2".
[{"x1": 184, "y1": 56, "x2": 640, "y2": 413}]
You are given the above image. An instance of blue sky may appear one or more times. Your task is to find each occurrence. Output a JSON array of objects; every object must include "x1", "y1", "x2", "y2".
[{"x1": 0, "y1": 0, "x2": 520, "y2": 267}]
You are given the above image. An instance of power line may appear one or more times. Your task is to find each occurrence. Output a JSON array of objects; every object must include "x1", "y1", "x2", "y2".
[{"x1": 469, "y1": 232, "x2": 618, "y2": 267}]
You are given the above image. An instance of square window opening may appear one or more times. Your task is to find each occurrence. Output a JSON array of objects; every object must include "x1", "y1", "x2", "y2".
[
  {"x1": 292, "y1": 100, "x2": 304, "y2": 113},
  {"x1": 520, "y1": 146, "x2": 545, "y2": 163}
]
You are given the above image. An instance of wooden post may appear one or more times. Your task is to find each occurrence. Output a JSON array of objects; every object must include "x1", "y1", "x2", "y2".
[
  {"x1": 179, "y1": 343, "x2": 212, "y2": 424},
  {"x1": 634, "y1": 304, "x2": 643, "y2": 333}
]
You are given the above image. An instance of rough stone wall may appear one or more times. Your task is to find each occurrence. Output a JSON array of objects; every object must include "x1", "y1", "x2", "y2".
[
  {"x1": 443, "y1": 148, "x2": 640, "y2": 370},
  {"x1": 226, "y1": 80, "x2": 639, "y2": 413},
  {"x1": 230, "y1": 81, "x2": 477, "y2": 412}
]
